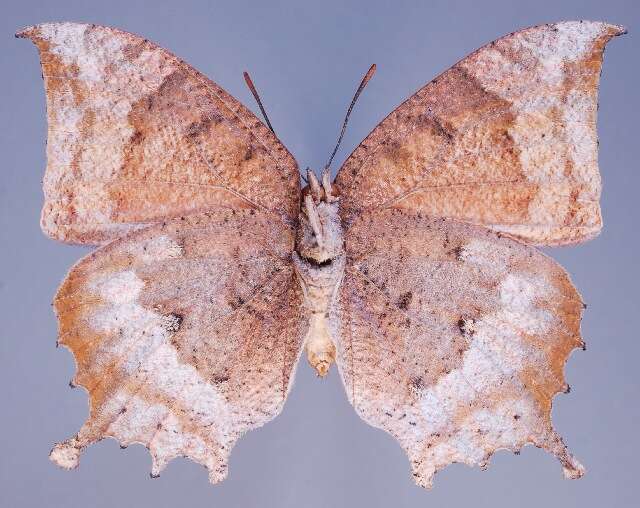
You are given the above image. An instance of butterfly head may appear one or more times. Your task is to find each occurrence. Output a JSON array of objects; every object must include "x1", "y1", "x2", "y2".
[{"x1": 296, "y1": 168, "x2": 344, "y2": 265}]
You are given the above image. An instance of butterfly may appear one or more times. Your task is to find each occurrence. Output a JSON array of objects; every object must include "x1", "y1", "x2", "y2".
[{"x1": 18, "y1": 20, "x2": 624, "y2": 488}]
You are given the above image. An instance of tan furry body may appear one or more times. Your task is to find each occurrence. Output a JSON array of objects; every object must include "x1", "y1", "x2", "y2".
[{"x1": 18, "y1": 20, "x2": 623, "y2": 489}]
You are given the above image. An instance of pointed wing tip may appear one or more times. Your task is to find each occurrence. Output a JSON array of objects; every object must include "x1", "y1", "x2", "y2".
[
  {"x1": 410, "y1": 463, "x2": 436, "y2": 490},
  {"x1": 551, "y1": 20, "x2": 626, "y2": 33},
  {"x1": 596, "y1": 21, "x2": 627, "y2": 36},
  {"x1": 15, "y1": 22, "x2": 96, "y2": 41},
  {"x1": 49, "y1": 440, "x2": 82, "y2": 470},
  {"x1": 579, "y1": 20, "x2": 627, "y2": 38},
  {"x1": 600, "y1": 22, "x2": 628, "y2": 38},
  {"x1": 208, "y1": 467, "x2": 229, "y2": 485},
  {"x1": 559, "y1": 445, "x2": 586, "y2": 479},
  {"x1": 413, "y1": 473, "x2": 435, "y2": 490},
  {"x1": 538, "y1": 428, "x2": 586, "y2": 481},
  {"x1": 563, "y1": 462, "x2": 586, "y2": 480},
  {"x1": 613, "y1": 24, "x2": 628, "y2": 36},
  {"x1": 15, "y1": 25, "x2": 37, "y2": 39}
]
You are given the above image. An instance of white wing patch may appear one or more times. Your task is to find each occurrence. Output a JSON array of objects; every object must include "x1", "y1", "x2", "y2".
[
  {"x1": 33, "y1": 24, "x2": 180, "y2": 234},
  {"x1": 410, "y1": 269, "x2": 584, "y2": 485},
  {"x1": 338, "y1": 210, "x2": 586, "y2": 488},
  {"x1": 460, "y1": 22, "x2": 606, "y2": 231},
  {"x1": 47, "y1": 210, "x2": 305, "y2": 484},
  {"x1": 52, "y1": 265, "x2": 232, "y2": 481}
]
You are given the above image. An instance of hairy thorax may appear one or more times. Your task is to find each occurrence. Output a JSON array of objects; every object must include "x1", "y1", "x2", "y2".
[{"x1": 293, "y1": 170, "x2": 345, "y2": 376}]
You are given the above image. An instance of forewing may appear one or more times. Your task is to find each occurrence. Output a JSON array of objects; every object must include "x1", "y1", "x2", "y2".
[
  {"x1": 334, "y1": 21, "x2": 624, "y2": 245},
  {"x1": 18, "y1": 22, "x2": 300, "y2": 244},
  {"x1": 50, "y1": 209, "x2": 305, "y2": 483},
  {"x1": 335, "y1": 208, "x2": 585, "y2": 487}
]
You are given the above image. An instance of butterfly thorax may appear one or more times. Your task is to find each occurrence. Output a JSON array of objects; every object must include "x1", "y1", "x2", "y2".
[{"x1": 293, "y1": 171, "x2": 345, "y2": 376}]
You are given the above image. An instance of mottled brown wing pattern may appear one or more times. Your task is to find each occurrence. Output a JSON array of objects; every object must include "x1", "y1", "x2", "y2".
[
  {"x1": 334, "y1": 21, "x2": 624, "y2": 246},
  {"x1": 335, "y1": 208, "x2": 585, "y2": 487},
  {"x1": 50, "y1": 209, "x2": 306, "y2": 482},
  {"x1": 20, "y1": 19, "x2": 622, "y2": 490},
  {"x1": 17, "y1": 22, "x2": 300, "y2": 244}
]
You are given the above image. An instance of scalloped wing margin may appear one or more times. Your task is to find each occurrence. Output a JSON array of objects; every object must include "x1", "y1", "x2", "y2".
[
  {"x1": 335, "y1": 209, "x2": 586, "y2": 488},
  {"x1": 49, "y1": 209, "x2": 305, "y2": 482}
]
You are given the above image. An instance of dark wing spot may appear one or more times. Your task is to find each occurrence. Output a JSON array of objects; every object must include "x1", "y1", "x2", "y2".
[
  {"x1": 186, "y1": 117, "x2": 213, "y2": 139},
  {"x1": 398, "y1": 291, "x2": 413, "y2": 310},
  {"x1": 451, "y1": 245, "x2": 464, "y2": 260},
  {"x1": 458, "y1": 316, "x2": 476, "y2": 337},
  {"x1": 130, "y1": 129, "x2": 144, "y2": 144},
  {"x1": 229, "y1": 295, "x2": 245, "y2": 310},
  {"x1": 410, "y1": 376, "x2": 424, "y2": 390},
  {"x1": 165, "y1": 313, "x2": 184, "y2": 333}
]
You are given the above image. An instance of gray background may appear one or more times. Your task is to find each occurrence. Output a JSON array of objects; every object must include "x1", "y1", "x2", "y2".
[{"x1": 1, "y1": 1, "x2": 638, "y2": 507}]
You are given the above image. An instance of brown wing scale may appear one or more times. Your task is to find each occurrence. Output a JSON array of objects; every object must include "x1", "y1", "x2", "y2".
[
  {"x1": 17, "y1": 22, "x2": 300, "y2": 244},
  {"x1": 334, "y1": 21, "x2": 625, "y2": 246},
  {"x1": 50, "y1": 209, "x2": 305, "y2": 482},
  {"x1": 335, "y1": 208, "x2": 585, "y2": 487}
]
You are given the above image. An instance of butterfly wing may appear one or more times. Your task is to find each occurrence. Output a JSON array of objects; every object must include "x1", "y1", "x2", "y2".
[
  {"x1": 50, "y1": 209, "x2": 305, "y2": 482},
  {"x1": 334, "y1": 21, "x2": 624, "y2": 246},
  {"x1": 334, "y1": 209, "x2": 585, "y2": 487},
  {"x1": 17, "y1": 22, "x2": 299, "y2": 244}
]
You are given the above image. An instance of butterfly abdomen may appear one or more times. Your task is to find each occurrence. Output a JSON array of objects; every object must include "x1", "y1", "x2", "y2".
[
  {"x1": 294, "y1": 171, "x2": 345, "y2": 376},
  {"x1": 293, "y1": 251, "x2": 345, "y2": 376}
]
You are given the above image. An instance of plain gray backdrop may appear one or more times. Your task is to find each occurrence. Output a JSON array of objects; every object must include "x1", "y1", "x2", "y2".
[{"x1": 1, "y1": 1, "x2": 638, "y2": 507}]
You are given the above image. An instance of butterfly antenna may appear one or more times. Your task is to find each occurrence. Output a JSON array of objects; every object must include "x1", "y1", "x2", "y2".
[
  {"x1": 243, "y1": 71, "x2": 276, "y2": 134},
  {"x1": 324, "y1": 63, "x2": 376, "y2": 171}
]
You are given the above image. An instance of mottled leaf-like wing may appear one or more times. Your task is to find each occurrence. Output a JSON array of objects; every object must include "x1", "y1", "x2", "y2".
[
  {"x1": 51, "y1": 209, "x2": 305, "y2": 483},
  {"x1": 334, "y1": 21, "x2": 624, "y2": 245},
  {"x1": 18, "y1": 22, "x2": 300, "y2": 244},
  {"x1": 335, "y1": 209, "x2": 585, "y2": 487}
]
